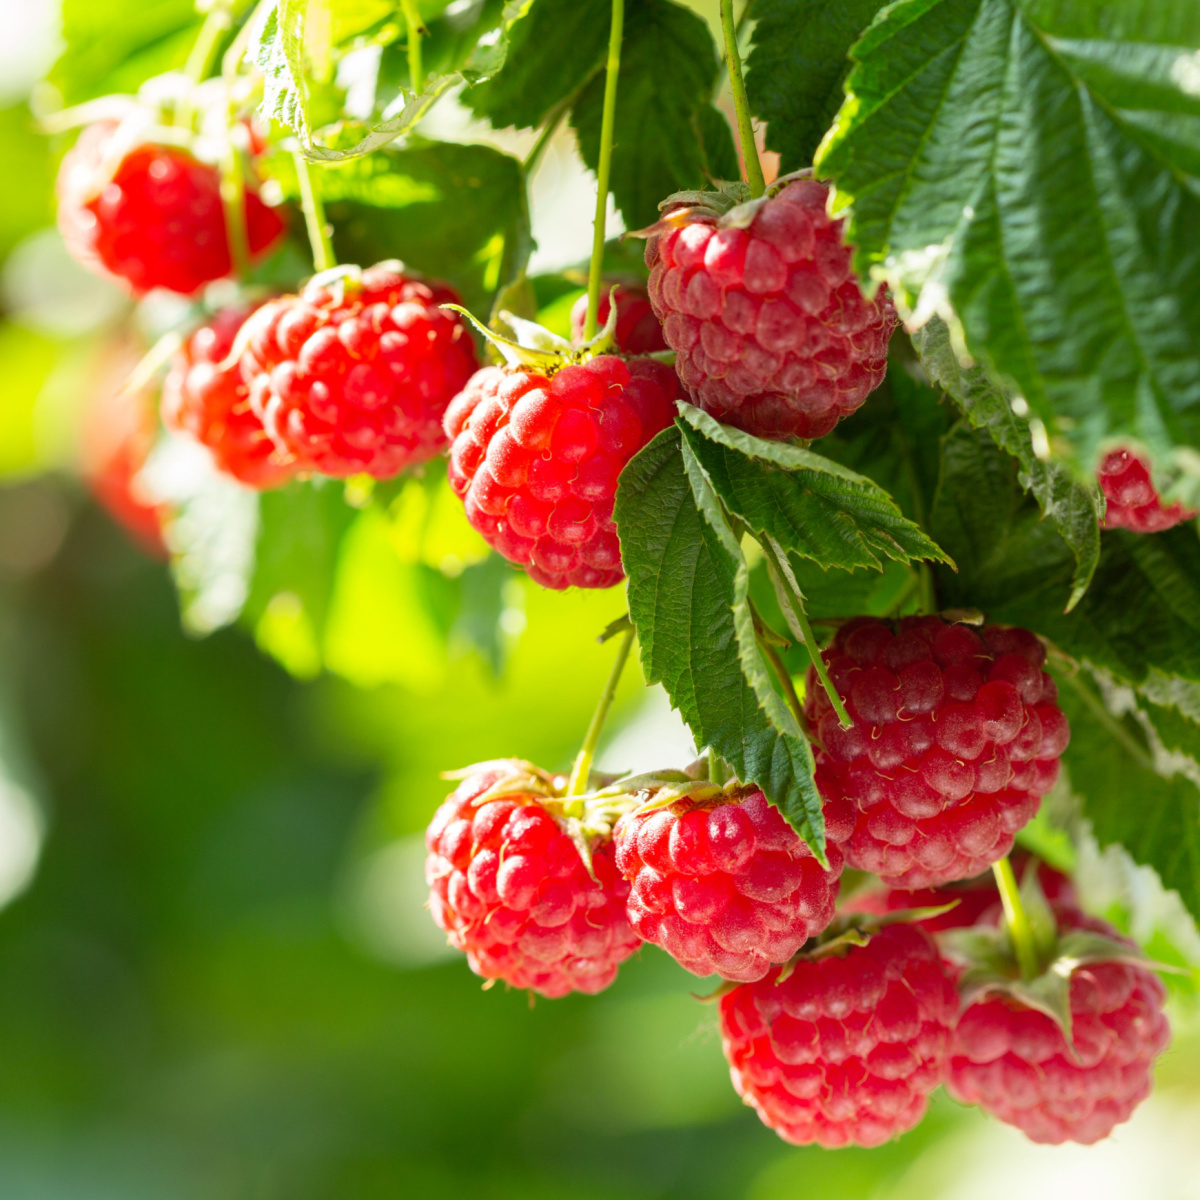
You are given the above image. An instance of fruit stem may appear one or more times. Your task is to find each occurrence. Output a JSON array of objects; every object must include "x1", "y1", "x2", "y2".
[
  {"x1": 583, "y1": 0, "x2": 625, "y2": 341},
  {"x1": 399, "y1": 0, "x2": 426, "y2": 95},
  {"x1": 523, "y1": 93, "x2": 571, "y2": 176},
  {"x1": 293, "y1": 150, "x2": 336, "y2": 273},
  {"x1": 720, "y1": 0, "x2": 765, "y2": 199},
  {"x1": 764, "y1": 539, "x2": 851, "y2": 728},
  {"x1": 707, "y1": 745, "x2": 728, "y2": 786},
  {"x1": 993, "y1": 856, "x2": 1041, "y2": 982},
  {"x1": 220, "y1": 136, "x2": 251, "y2": 279},
  {"x1": 567, "y1": 624, "x2": 636, "y2": 798},
  {"x1": 185, "y1": 1, "x2": 233, "y2": 86}
]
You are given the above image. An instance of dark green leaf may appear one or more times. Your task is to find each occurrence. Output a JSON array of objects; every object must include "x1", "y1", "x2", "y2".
[
  {"x1": 464, "y1": 0, "x2": 609, "y2": 128},
  {"x1": 745, "y1": 0, "x2": 885, "y2": 171},
  {"x1": 615, "y1": 427, "x2": 826, "y2": 852},
  {"x1": 677, "y1": 404, "x2": 949, "y2": 572},
  {"x1": 913, "y1": 316, "x2": 1102, "y2": 609},
  {"x1": 817, "y1": 0, "x2": 1200, "y2": 493},
  {"x1": 453, "y1": 553, "x2": 517, "y2": 676},
  {"x1": 573, "y1": 0, "x2": 734, "y2": 229},
  {"x1": 1055, "y1": 664, "x2": 1200, "y2": 925}
]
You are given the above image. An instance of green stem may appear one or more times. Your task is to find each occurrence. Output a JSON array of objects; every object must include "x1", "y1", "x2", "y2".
[
  {"x1": 583, "y1": 0, "x2": 624, "y2": 340},
  {"x1": 764, "y1": 539, "x2": 851, "y2": 727},
  {"x1": 399, "y1": 0, "x2": 425, "y2": 93},
  {"x1": 993, "y1": 856, "x2": 1040, "y2": 982},
  {"x1": 220, "y1": 138, "x2": 251, "y2": 278},
  {"x1": 750, "y1": 599, "x2": 808, "y2": 737},
  {"x1": 293, "y1": 150, "x2": 336, "y2": 273},
  {"x1": 720, "y1": 0, "x2": 765, "y2": 199},
  {"x1": 707, "y1": 745, "x2": 728, "y2": 785},
  {"x1": 523, "y1": 93, "x2": 572, "y2": 176},
  {"x1": 567, "y1": 625, "x2": 635, "y2": 798},
  {"x1": 185, "y1": 2, "x2": 233, "y2": 85}
]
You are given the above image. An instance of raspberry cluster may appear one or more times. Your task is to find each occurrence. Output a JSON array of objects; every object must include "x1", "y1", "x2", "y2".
[
  {"x1": 719, "y1": 923, "x2": 958, "y2": 1147},
  {"x1": 1098, "y1": 448, "x2": 1197, "y2": 533},
  {"x1": 569, "y1": 285, "x2": 667, "y2": 354},
  {"x1": 238, "y1": 264, "x2": 479, "y2": 478},
  {"x1": 614, "y1": 789, "x2": 844, "y2": 982},
  {"x1": 425, "y1": 764, "x2": 640, "y2": 998},
  {"x1": 948, "y1": 912, "x2": 1171, "y2": 1144},
  {"x1": 806, "y1": 617, "x2": 1069, "y2": 889},
  {"x1": 644, "y1": 179, "x2": 895, "y2": 442},
  {"x1": 162, "y1": 306, "x2": 294, "y2": 489},
  {"x1": 57, "y1": 120, "x2": 284, "y2": 296},
  {"x1": 444, "y1": 355, "x2": 678, "y2": 589}
]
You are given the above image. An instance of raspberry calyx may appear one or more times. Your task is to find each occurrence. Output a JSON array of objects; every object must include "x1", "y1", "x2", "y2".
[
  {"x1": 425, "y1": 758, "x2": 642, "y2": 998},
  {"x1": 638, "y1": 174, "x2": 896, "y2": 442},
  {"x1": 238, "y1": 262, "x2": 479, "y2": 479}
]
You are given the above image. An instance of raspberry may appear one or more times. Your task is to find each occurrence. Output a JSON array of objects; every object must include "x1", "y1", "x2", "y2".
[
  {"x1": 1098, "y1": 448, "x2": 1197, "y2": 533},
  {"x1": 162, "y1": 306, "x2": 294, "y2": 489},
  {"x1": 570, "y1": 285, "x2": 667, "y2": 354},
  {"x1": 644, "y1": 179, "x2": 895, "y2": 441},
  {"x1": 805, "y1": 616, "x2": 1070, "y2": 889},
  {"x1": 613, "y1": 789, "x2": 845, "y2": 982},
  {"x1": 57, "y1": 120, "x2": 285, "y2": 296},
  {"x1": 719, "y1": 923, "x2": 958, "y2": 1146},
  {"x1": 947, "y1": 911, "x2": 1171, "y2": 1144},
  {"x1": 238, "y1": 263, "x2": 479, "y2": 478},
  {"x1": 425, "y1": 762, "x2": 641, "y2": 998},
  {"x1": 444, "y1": 354, "x2": 678, "y2": 589}
]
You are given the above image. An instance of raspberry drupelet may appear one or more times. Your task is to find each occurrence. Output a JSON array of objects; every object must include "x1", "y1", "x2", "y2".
[
  {"x1": 57, "y1": 120, "x2": 284, "y2": 296},
  {"x1": 238, "y1": 263, "x2": 479, "y2": 478},
  {"x1": 947, "y1": 911, "x2": 1171, "y2": 1144},
  {"x1": 444, "y1": 355, "x2": 678, "y2": 590},
  {"x1": 1098, "y1": 448, "x2": 1197, "y2": 533},
  {"x1": 613, "y1": 788, "x2": 846, "y2": 983},
  {"x1": 719, "y1": 923, "x2": 958, "y2": 1147},
  {"x1": 644, "y1": 178, "x2": 895, "y2": 441},
  {"x1": 162, "y1": 306, "x2": 294, "y2": 489},
  {"x1": 569, "y1": 285, "x2": 667, "y2": 354},
  {"x1": 805, "y1": 617, "x2": 1070, "y2": 889},
  {"x1": 425, "y1": 762, "x2": 641, "y2": 998}
]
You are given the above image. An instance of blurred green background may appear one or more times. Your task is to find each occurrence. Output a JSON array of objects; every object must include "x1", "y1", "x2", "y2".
[{"x1": 0, "y1": 2, "x2": 1199, "y2": 1197}]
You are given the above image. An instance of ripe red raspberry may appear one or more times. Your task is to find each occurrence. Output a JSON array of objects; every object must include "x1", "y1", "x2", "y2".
[
  {"x1": 569, "y1": 285, "x2": 667, "y2": 354},
  {"x1": 720, "y1": 923, "x2": 958, "y2": 1147},
  {"x1": 1098, "y1": 448, "x2": 1197, "y2": 533},
  {"x1": 162, "y1": 306, "x2": 294, "y2": 489},
  {"x1": 947, "y1": 912, "x2": 1171, "y2": 1144},
  {"x1": 425, "y1": 762, "x2": 641, "y2": 998},
  {"x1": 444, "y1": 355, "x2": 678, "y2": 589},
  {"x1": 644, "y1": 179, "x2": 895, "y2": 441},
  {"x1": 238, "y1": 263, "x2": 479, "y2": 478},
  {"x1": 56, "y1": 120, "x2": 285, "y2": 296},
  {"x1": 613, "y1": 789, "x2": 845, "y2": 982},
  {"x1": 805, "y1": 617, "x2": 1070, "y2": 889}
]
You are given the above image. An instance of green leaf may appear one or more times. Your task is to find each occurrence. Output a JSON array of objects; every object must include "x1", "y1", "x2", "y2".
[
  {"x1": 454, "y1": 553, "x2": 518, "y2": 677},
  {"x1": 264, "y1": 139, "x2": 528, "y2": 311},
  {"x1": 816, "y1": 0, "x2": 1200, "y2": 493},
  {"x1": 913, "y1": 316, "x2": 1102, "y2": 609},
  {"x1": 572, "y1": 0, "x2": 735, "y2": 230},
  {"x1": 1055, "y1": 664, "x2": 1200, "y2": 925},
  {"x1": 614, "y1": 427, "x2": 826, "y2": 853},
  {"x1": 745, "y1": 0, "x2": 885, "y2": 171},
  {"x1": 254, "y1": 0, "x2": 313, "y2": 145},
  {"x1": 677, "y1": 404, "x2": 950, "y2": 573},
  {"x1": 464, "y1": 0, "x2": 609, "y2": 129}
]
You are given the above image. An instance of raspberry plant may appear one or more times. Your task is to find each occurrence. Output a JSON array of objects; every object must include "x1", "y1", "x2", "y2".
[{"x1": 39, "y1": 0, "x2": 1200, "y2": 1157}]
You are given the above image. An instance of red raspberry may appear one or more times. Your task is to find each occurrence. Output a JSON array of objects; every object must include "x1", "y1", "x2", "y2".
[
  {"x1": 56, "y1": 120, "x2": 285, "y2": 296},
  {"x1": 162, "y1": 306, "x2": 294, "y2": 489},
  {"x1": 569, "y1": 285, "x2": 667, "y2": 354},
  {"x1": 720, "y1": 923, "x2": 958, "y2": 1147},
  {"x1": 845, "y1": 855, "x2": 1076, "y2": 933},
  {"x1": 425, "y1": 763, "x2": 641, "y2": 998},
  {"x1": 947, "y1": 911, "x2": 1171, "y2": 1144},
  {"x1": 613, "y1": 789, "x2": 845, "y2": 982},
  {"x1": 1098, "y1": 448, "x2": 1197, "y2": 533},
  {"x1": 644, "y1": 179, "x2": 895, "y2": 441},
  {"x1": 805, "y1": 617, "x2": 1070, "y2": 889},
  {"x1": 443, "y1": 355, "x2": 678, "y2": 589},
  {"x1": 239, "y1": 264, "x2": 479, "y2": 479}
]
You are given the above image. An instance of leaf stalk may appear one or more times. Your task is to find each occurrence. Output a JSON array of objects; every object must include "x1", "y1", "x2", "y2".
[
  {"x1": 293, "y1": 150, "x2": 336, "y2": 273},
  {"x1": 398, "y1": 0, "x2": 426, "y2": 94},
  {"x1": 719, "y1": 0, "x2": 765, "y2": 199}
]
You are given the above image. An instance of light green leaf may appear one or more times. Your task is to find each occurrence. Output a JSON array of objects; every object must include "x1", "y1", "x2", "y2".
[
  {"x1": 913, "y1": 316, "x2": 1102, "y2": 609},
  {"x1": 677, "y1": 404, "x2": 950, "y2": 572},
  {"x1": 614, "y1": 426, "x2": 826, "y2": 853}
]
